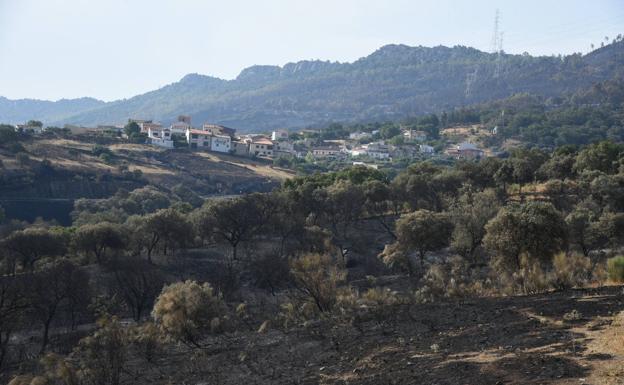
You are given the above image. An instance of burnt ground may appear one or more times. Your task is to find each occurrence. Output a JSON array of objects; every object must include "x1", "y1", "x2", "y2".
[{"x1": 119, "y1": 286, "x2": 624, "y2": 385}]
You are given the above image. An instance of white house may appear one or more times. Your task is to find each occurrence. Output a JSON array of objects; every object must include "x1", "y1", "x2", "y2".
[
  {"x1": 186, "y1": 129, "x2": 212, "y2": 148},
  {"x1": 210, "y1": 134, "x2": 231, "y2": 153},
  {"x1": 366, "y1": 142, "x2": 391, "y2": 160},
  {"x1": 139, "y1": 122, "x2": 163, "y2": 134},
  {"x1": 271, "y1": 130, "x2": 289, "y2": 141},
  {"x1": 147, "y1": 127, "x2": 174, "y2": 148},
  {"x1": 311, "y1": 146, "x2": 342, "y2": 159},
  {"x1": 170, "y1": 121, "x2": 191, "y2": 135},
  {"x1": 349, "y1": 131, "x2": 372, "y2": 141}
]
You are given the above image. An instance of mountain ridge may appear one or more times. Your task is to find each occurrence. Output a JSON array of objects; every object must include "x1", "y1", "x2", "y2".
[{"x1": 1, "y1": 42, "x2": 623, "y2": 130}]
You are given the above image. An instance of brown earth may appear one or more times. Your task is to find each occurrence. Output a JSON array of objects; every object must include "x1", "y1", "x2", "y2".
[{"x1": 118, "y1": 286, "x2": 624, "y2": 385}]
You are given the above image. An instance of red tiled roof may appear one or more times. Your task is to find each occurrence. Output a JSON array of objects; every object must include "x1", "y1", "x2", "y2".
[
  {"x1": 252, "y1": 137, "x2": 274, "y2": 145},
  {"x1": 189, "y1": 129, "x2": 211, "y2": 136}
]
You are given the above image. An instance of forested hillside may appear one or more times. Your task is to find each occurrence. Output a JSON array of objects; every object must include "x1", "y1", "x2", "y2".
[
  {"x1": 0, "y1": 97, "x2": 104, "y2": 125},
  {"x1": 2, "y1": 40, "x2": 623, "y2": 130}
]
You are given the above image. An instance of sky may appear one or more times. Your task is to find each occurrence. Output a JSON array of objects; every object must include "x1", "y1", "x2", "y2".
[{"x1": 0, "y1": 0, "x2": 622, "y2": 101}]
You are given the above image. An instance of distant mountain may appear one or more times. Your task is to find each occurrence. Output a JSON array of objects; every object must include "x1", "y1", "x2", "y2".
[
  {"x1": 2, "y1": 41, "x2": 623, "y2": 131},
  {"x1": 0, "y1": 97, "x2": 105, "y2": 125}
]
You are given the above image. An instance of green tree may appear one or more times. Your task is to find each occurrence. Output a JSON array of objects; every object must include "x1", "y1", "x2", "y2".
[
  {"x1": 380, "y1": 210, "x2": 452, "y2": 274},
  {"x1": 574, "y1": 141, "x2": 623, "y2": 174},
  {"x1": 26, "y1": 120, "x2": 43, "y2": 128},
  {"x1": 590, "y1": 211, "x2": 624, "y2": 251},
  {"x1": 1, "y1": 228, "x2": 67, "y2": 272},
  {"x1": 141, "y1": 208, "x2": 194, "y2": 262},
  {"x1": 124, "y1": 121, "x2": 141, "y2": 138},
  {"x1": 565, "y1": 208, "x2": 598, "y2": 257},
  {"x1": 0, "y1": 125, "x2": 18, "y2": 143},
  {"x1": 379, "y1": 123, "x2": 401, "y2": 140},
  {"x1": 194, "y1": 195, "x2": 269, "y2": 260},
  {"x1": 484, "y1": 201, "x2": 567, "y2": 272},
  {"x1": 450, "y1": 188, "x2": 501, "y2": 262},
  {"x1": 73, "y1": 222, "x2": 126, "y2": 264}
]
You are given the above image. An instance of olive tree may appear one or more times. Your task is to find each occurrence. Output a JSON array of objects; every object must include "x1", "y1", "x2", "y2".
[
  {"x1": 72, "y1": 222, "x2": 126, "y2": 264},
  {"x1": 141, "y1": 208, "x2": 194, "y2": 263},
  {"x1": 380, "y1": 210, "x2": 453, "y2": 274},
  {"x1": 483, "y1": 201, "x2": 567, "y2": 272},
  {"x1": 450, "y1": 188, "x2": 501, "y2": 262},
  {"x1": 1, "y1": 228, "x2": 67, "y2": 272}
]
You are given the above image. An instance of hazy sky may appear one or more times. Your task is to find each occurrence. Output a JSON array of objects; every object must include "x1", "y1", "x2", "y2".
[{"x1": 1, "y1": 0, "x2": 622, "y2": 101}]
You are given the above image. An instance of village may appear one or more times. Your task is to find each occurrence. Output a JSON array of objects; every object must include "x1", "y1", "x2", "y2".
[{"x1": 13, "y1": 115, "x2": 491, "y2": 169}]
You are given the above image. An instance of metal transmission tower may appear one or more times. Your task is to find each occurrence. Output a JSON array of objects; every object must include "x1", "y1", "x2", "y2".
[
  {"x1": 465, "y1": 68, "x2": 478, "y2": 100},
  {"x1": 491, "y1": 10, "x2": 504, "y2": 78},
  {"x1": 491, "y1": 9, "x2": 500, "y2": 54}
]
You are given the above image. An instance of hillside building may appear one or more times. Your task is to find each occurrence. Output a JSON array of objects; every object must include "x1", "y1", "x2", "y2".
[
  {"x1": 186, "y1": 129, "x2": 212, "y2": 148},
  {"x1": 271, "y1": 130, "x2": 289, "y2": 141},
  {"x1": 202, "y1": 123, "x2": 236, "y2": 138},
  {"x1": 210, "y1": 134, "x2": 231, "y2": 153},
  {"x1": 403, "y1": 129, "x2": 427, "y2": 142},
  {"x1": 248, "y1": 137, "x2": 274, "y2": 157},
  {"x1": 231, "y1": 140, "x2": 249, "y2": 156},
  {"x1": 147, "y1": 127, "x2": 174, "y2": 148}
]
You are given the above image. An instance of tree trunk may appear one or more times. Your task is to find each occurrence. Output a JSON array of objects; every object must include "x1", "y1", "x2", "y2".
[{"x1": 41, "y1": 318, "x2": 52, "y2": 353}]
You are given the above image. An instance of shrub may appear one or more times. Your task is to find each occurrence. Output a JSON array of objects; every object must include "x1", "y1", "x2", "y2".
[
  {"x1": 592, "y1": 262, "x2": 608, "y2": 286},
  {"x1": 71, "y1": 316, "x2": 130, "y2": 385},
  {"x1": 414, "y1": 256, "x2": 491, "y2": 302},
  {"x1": 359, "y1": 287, "x2": 401, "y2": 325},
  {"x1": 152, "y1": 280, "x2": 227, "y2": 347},
  {"x1": 131, "y1": 322, "x2": 164, "y2": 363},
  {"x1": 495, "y1": 254, "x2": 550, "y2": 295},
  {"x1": 334, "y1": 286, "x2": 401, "y2": 329},
  {"x1": 289, "y1": 253, "x2": 346, "y2": 313},
  {"x1": 514, "y1": 256, "x2": 551, "y2": 295},
  {"x1": 551, "y1": 252, "x2": 591, "y2": 290},
  {"x1": 607, "y1": 256, "x2": 624, "y2": 282}
]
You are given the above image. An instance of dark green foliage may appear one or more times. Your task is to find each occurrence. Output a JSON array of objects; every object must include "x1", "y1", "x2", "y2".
[
  {"x1": 484, "y1": 202, "x2": 567, "y2": 272},
  {"x1": 0, "y1": 125, "x2": 19, "y2": 144},
  {"x1": 1, "y1": 228, "x2": 68, "y2": 271},
  {"x1": 72, "y1": 187, "x2": 171, "y2": 225},
  {"x1": 124, "y1": 121, "x2": 141, "y2": 137},
  {"x1": 607, "y1": 256, "x2": 624, "y2": 282},
  {"x1": 283, "y1": 165, "x2": 388, "y2": 190},
  {"x1": 381, "y1": 210, "x2": 453, "y2": 274},
  {"x1": 574, "y1": 141, "x2": 624, "y2": 174}
]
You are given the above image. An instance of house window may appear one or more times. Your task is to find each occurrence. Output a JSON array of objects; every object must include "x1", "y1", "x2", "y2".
[{"x1": 192, "y1": 134, "x2": 198, "y2": 139}]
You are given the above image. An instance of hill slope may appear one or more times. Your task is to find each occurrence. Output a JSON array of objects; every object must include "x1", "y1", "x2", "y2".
[
  {"x1": 0, "y1": 97, "x2": 105, "y2": 124},
  {"x1": 3, "y1": 42, "x2": 624, "y2": 130}
]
